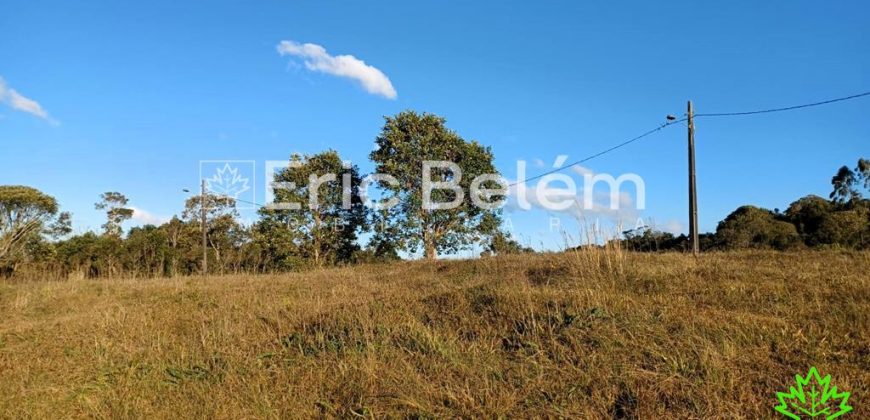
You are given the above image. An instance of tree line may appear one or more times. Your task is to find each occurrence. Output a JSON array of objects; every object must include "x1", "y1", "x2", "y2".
[
  {"x1": 0, "y1": 111, "x2": 519, "y2": 279},
  {"x1": 1, "y1": 109, "x2": 867, "y2": 278},
  {"x1": 618, "y1": 158, "x2": 870, "y2": 252}
]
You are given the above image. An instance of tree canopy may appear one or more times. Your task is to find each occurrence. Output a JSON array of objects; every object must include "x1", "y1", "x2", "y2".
[
  {"x1": 715, "y1": 206, "x2": 803, "y2": 250},
  {"x1": 369, "y1": 111, "x2": 503, "y2": 259},
  {"x1": 95, "y1": 191, "x2": 133, "y2": 236},
  {"x1": 0, "y1": 129, "x2": 867, "y2": 279},
  {"x1": 0, "y1": 186, "x2": 63, "y2": 264},
  {"x1": 260, "y1": 150, "x2": 366, "y2": 266}
]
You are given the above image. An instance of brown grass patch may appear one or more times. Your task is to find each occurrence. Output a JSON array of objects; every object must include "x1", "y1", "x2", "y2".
[{"x1": 0, "y1": 250, "x2": 868, "y2": 418}]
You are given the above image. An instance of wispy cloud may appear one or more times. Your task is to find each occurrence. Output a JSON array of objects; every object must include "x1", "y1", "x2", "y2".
[
  {"x1": 0, "y1": 76, "x2": 56, "y2": 123},
  {"x1": 504, "y1": 164, "x2": 643, "y2": 227},
  {"x1": 276, "y1": 40, "x2": 397, "y2": 99},
  {"x1": 129, "y1": 207, "x2": 170, "y2": 226},
  {"x1": 656, "y1": 219, "x2": 685, "y2": 235},
  {"x1": 570, "y1": 165, "x2": 594, "y2": 176},
  {"x1": 506, "y1": 182, "x2": 640, "y2": 224}
]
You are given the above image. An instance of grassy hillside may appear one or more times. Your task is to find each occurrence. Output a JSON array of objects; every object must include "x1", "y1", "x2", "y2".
[{"x1": 1, "y1": 251, "x2": 868, "y2": 418}]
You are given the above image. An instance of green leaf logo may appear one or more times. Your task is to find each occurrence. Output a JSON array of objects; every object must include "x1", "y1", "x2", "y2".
[{"x1": 775, "y1": 366, "x2": 852, "y2": 419}]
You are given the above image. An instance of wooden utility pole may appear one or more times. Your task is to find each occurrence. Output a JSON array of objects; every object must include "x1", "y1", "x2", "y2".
[
  {"x1": 201, "y1": 179, "x2": 208, "y2": 276},
  {"x1": 687, "y1": 101, "x2": 699, "y2": 255}
]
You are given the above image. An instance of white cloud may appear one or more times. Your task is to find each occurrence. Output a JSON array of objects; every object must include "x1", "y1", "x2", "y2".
[
  {"x1": 504, "y1": 164, "x2": 642, "y2": 226},
  {"x1": 506, "y1": 182, "x2": 640, "y2": 224},
  {"x1": 570, "y1": 165, "x2": 594, "y2": 176},
  {"x1": 656, "y1": 219, "x2": 685, "y2": 235},
  {"x1": 129, "y1": 207, "x2": 170, "y2": 226},
  {"x1": 276, "y1": 40, "x2": 397, "y2": 99},
  {"x1": 0, "y1": 76, "x2": 55, "y2": 123}
]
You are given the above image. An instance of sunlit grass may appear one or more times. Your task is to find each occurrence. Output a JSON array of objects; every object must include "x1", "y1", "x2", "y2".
[{"x1": 0, "y1": 250, "x2": 867, "y2": 417}]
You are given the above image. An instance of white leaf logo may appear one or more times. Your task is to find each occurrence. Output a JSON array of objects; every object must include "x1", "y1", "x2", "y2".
[{"x1": 206, "y1": 163, "x2": 250, "y2": 198}]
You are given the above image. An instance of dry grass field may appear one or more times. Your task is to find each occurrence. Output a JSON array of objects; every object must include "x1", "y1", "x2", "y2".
[{"x1": 1, "y1": 250, "x2": 868, "y2": 418}]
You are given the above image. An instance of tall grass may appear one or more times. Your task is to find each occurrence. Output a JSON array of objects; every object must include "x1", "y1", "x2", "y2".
[{"x1": 0, "y1": 250, "x2": 867, "y2": 418}]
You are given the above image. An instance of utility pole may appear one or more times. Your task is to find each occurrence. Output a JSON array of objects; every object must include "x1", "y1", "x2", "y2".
[
  {"x1": 201, "y1": 179, "x2": 208, "y2": 276},
  {"x1": 687, "y1": 101, "x2": 699, "y2": 256}
]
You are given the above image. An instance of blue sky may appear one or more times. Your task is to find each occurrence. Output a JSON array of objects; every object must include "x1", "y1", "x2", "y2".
[{"x1": 1, "y1": 1, "x2": 868, "y2": 253}]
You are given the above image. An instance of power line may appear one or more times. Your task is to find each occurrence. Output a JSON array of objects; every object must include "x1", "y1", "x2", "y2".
[
  {"x1": 199, "y1": 191, "x2": 267, "y2": 209},
  {"x1": 511, "y1": 89, "x2": 870, "y2": 186},
  {"x1": 227, "y1": 197, "x2": 266, "y2": 209},
  {"x1": 200, "y1": 120, "x2": 687, "y2": 200},
  {"x1": 197, "y1": 90, "x2": 870, "y2": 198},
  {"x1": 508, "y1": 117, "x2": 687, "y2": 187},
  {"x1": 695, "y1": 90, "x2": 870, "y2": 117}
]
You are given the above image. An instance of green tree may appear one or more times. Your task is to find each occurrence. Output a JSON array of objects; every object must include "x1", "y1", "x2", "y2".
[
  {"x1": 0, "y1": 186, "x2": 68, "y2": 265},
  {"x1": 483, "y1": 230, "x2": 533, "y2": 256},
  {"x1": 56, "y1": 232, "x2": 123, "y2": 278},
  {"x1": 784, "y1": 195, "x2": 833, "y2": 246},
  {"x1": 715, "y1": 205, "x2": 802, "y2": 250},
  {"x1": 250, "y1": 217, "x2": 303, "y2": 271},
  {"x1": 182, "y1": 193, "x2": 242, "y2": 274},
  {"x1": 262, "y1": 150, "x2": 366, "y2": 267},
  {"x1": 95, "y1": 191, "x2": 133, "y2": 236},
  {"x1": 830, "y1": 166, "x2": 858, "y2": 204},
  {"x1": 353, "y1": 221, "x2": 403, "y2": 264},
  {"x1": 829, "y1": 158, "x2": 870, "y2": 204},
  {"x1": 618, "y1": 227, "x2": 679, "y2": 252},
  {"x1": 124, "y1": 225, "x2": 171, "y2": 277},
  {"x1": 369, "y1": 111, "x2": 503, "y2": 259},
  {"x1": 360, "y1": 210, "x2": 404, "y2": 263},
  {"x1": 815, "y1": 206, "x2": 868, "y2": 248},
  {"x1": 859, "y1": 158, "x2": 870, "y2": 189}
]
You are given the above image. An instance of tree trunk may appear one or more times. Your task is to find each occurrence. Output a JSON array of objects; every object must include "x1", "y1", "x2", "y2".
[
  {"x1": 424, "y1": 244, "x2": 437, "y2": 260},
  {"x1": 313, "y1": 213, "x2": 322, "y2": 267},
  {"x1": 423, "y1": 230, "x2": 437, "y2": 260}
]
